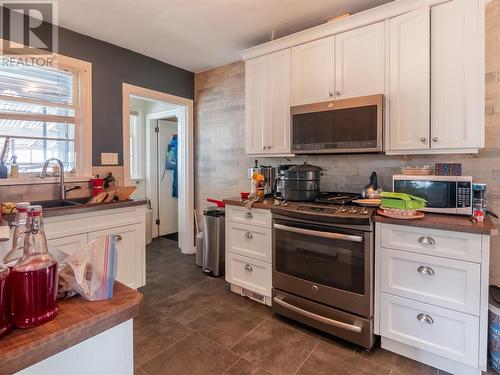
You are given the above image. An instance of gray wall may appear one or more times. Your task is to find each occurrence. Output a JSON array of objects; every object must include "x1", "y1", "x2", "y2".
[{"x1": 58, "y1": 29, "x2": 194, "y2": 165}]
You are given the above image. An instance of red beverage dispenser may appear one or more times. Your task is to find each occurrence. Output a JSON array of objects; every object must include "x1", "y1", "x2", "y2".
[
  {"x1": 11, "y1": 205, "x2": 59, "y2": 328},
  {"x1": 0, "y1": 264, "x2": 11, "y2": 337}
]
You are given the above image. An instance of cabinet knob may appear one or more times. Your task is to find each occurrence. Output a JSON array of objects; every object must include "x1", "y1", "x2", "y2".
[
  {"x1": 417, "y1": 313, "x2": 434, "y2": 325},
  {"x1": 328, "y1": 91, "x2": 334, "y2": 97},
  {"x1": 420, "y1": 137, "x2": 427, "y2": 143},
  {"x1": 417, "y1": 265, "x2": 435, "y2": 276},
  {"x1": 432, "y1": 137, "x2": 438, "y2": 143},
  {"x1": 115, "y1": 234, "x2": 123, "y2": 242},
  {"x1": 418, "y1": 236, "x2": 436, "y2": 246},
  {"x1": 335, "y1": 91, "x2": 341, "y2": 96},
  {"x1": 245, "y1": 232, "x2": 253, "y2": 239},
  {"x1": 245, "y1": 212, "x2": 253, "y2": 219},
  {"x1": 244, "y1": 264, "x2": 253, "y2": 272}
]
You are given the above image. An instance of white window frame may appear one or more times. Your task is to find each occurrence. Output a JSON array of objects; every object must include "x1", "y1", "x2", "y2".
[
  {"x1": 0, "y1": 40, "x2": 92, "y2": 181},
  {"x1": 129, "y1": 109, "x2": 142, "y2": 180}
]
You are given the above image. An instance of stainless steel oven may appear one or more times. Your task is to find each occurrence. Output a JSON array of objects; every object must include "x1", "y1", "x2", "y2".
[
  {"x1": 291, "y1": 94, "x2": 383, "y2": 154},
  {"x1": 272, "y1": 212, "x2": 375, "y2": 348}
]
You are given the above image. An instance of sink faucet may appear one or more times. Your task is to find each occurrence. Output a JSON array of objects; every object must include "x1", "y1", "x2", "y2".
[{"x1": 40, "y1": 158, "x2": 66, "y2": 200}]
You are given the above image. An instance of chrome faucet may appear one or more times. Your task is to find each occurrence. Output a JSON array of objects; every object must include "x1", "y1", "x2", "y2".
[{"x1": 40, "y1": 158, "x2": 66, "y2": 200}]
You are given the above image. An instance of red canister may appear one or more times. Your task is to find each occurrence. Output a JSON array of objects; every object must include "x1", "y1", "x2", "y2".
[
  {"x1": 0, "y1": 264, "x2": 12, "y2": 337},
  {"x1": 90, "y1": 175, "x2": 105, "y2": 196}
]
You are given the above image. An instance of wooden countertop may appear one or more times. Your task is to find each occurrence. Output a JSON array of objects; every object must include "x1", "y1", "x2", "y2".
[
  {"x1": 0, "y1": 282, "x2": 142, "y2": 375},
  {"x1": 374, "y1": 212, "x2": 498, "y2": 236},
  {"x1": 223, "y1": 197, "x2": 497, "y2": 236},
  {"x1": 222, "y1": 197, "x2": 275, "y2": 209}
]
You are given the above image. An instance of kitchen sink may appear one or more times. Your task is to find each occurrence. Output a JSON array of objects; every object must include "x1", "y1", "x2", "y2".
[{"x1": 31, "y1": 198, "x2": 88, "y2": 209}]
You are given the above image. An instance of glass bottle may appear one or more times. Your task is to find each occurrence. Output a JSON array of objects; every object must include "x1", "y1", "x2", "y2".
[
  {"x1": 0, "y1": 264, "x2": 11, "y2": 337},
  {"x1": 2, "y1": 202, "x2": 30, "y2": 268},
  {"x1": 11, "y1": 205, "x2": 59, "y2": 328}
]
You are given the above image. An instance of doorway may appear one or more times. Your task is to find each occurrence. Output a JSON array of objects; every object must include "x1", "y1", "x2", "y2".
[{"x1": 122, "y1": 83, "x2": 194, "y2": 255}]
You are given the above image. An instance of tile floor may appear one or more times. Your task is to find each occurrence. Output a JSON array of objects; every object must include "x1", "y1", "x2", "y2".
[{"x1": 135, "y1": 238, "x2": 492, "y2": 375}]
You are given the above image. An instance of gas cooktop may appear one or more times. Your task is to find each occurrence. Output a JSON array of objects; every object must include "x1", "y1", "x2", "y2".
[{"x1": 271, "y1": 192, "x2": 374, "y2": 227}]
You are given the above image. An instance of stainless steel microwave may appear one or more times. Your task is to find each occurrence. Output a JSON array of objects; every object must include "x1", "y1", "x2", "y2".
[
  {"x1": 393, "y1": 175, "x2": 473, "y2": 215},
  {"x1": 291, "y1": 94, "x2": 383, "y2": 154}
]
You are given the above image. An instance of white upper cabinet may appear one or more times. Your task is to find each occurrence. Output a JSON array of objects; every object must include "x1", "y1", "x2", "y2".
[
  {"x1": 431, "y1": 0, "x2": 483, "y2": 150},
  {"x1": 335, "y1": 22, "x2": 385, "y2": 100},
  {"x1": 291, "y1": 37, "x2": 334, "y2": 106},
  {"x1": 245, "y1": 55, "x2": 268, "y2": 154},
  {"x1": 387, "y1": 7, "x2": 430, "y2": 152},
  {"x1": 245, "y1": 49, "x2": 292, "y2": 156},
  {"x1": 267, "y1": 49, "x2": 291, "y2": 154}
]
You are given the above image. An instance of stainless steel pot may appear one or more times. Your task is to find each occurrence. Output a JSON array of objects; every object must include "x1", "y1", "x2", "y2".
[
  {"x1": 248, "y1": 161, "x2": 276, "y2": 196},
  {"x1": 276, "y1": 163, "x2": 323, "y2": 202}
]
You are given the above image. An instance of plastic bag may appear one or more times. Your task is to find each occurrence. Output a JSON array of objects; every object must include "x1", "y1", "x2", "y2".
[{"x1": 58, "y1": 235, "x2": 117, "y2": 301}]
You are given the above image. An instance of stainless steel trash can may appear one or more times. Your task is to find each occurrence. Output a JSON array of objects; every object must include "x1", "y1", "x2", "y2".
[{"x1": 202, "y1": 207, "x2": 225, "y2": 276}]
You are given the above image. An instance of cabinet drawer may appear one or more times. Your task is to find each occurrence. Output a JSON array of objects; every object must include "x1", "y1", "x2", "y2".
[
  {"x1": 379, "y1": 223, "x2": 482, "y2": 262},
  {"x1": 380, "y1": 293, "x2": 479, "y2": 367},
  {"x1": 226, "y1": 222, "x2": 272, "y2": 262},
  {"x1": 226, "y1": 205, "x2": 271, "y2": 228},
  {"x1": 380, "y1": 248, "x2": 480, "y2": 315},
  {"x1": 225, "y1": 252, "x2": 271, "y2": 297}
]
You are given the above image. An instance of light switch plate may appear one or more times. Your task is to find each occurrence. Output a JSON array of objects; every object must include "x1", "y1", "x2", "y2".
[{"x1": 101, "y1": 153, "x2": 118, "y2": 165}]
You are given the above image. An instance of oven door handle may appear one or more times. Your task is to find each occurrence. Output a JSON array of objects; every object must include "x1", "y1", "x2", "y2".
[
  {"x1": 273, "y1": 296, "x2": 362, "y2": 333},
  {"x1": 273, "y1": 224, "x2": 363, "y2": 243}
]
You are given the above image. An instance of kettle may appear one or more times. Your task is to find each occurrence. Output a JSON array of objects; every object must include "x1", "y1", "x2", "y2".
[{"x1": 362, "y1": 172, "x2": 383, "y2": 198}]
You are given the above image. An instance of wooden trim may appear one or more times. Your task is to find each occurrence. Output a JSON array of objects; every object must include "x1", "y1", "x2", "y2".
[
  {"x1": 0, "y1": 95, "x2": 75, "y2": 109},
  {"x1": 122, "y1": 83, "x2": 195, "y2": 255},
  {"x1": 0, "y1": 112, "x2": 75, "y2": 123}
]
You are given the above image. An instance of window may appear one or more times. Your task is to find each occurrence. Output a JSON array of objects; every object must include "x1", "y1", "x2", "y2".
[
  {"x1": 129, "y1": 110, "x2": 142, "y2": 180},
  {"x1": 0, "y1": 55, "x2": 92, "y2": 176}
]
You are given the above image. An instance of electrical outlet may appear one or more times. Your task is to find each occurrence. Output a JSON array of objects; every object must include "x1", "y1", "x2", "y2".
[{"x1": 101, "y1": 153, "x2": 118, "y2": 165}]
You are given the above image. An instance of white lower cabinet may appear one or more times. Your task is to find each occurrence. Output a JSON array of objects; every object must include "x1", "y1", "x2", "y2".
[
  {"x1": 88, "y1": 224, "x2": 144, "y2": 290},
  {"x1": 375, "y1": 222, "x2": 490, "y2": 375},
  {"x1": 48, "y1": 233, "x2": 88, "y2": 256},
  {"x1": 44, "y1": 206, "x2": 146, "y2": 290},
  {"x1": 225, "y1": 205, "x2": 272, "y2": 305},
  {"x1": 380, "y1": 293, "x2": 479, "y2": 367}
]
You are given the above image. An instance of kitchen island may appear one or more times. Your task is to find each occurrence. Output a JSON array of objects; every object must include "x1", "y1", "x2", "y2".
[{"x1": 0, "y1": 282, "x2": 142, "y2": 375}]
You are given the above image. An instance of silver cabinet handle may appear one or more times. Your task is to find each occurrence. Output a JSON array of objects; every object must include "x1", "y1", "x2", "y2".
[
  {"x1": 262, "y1": 145, "x2": 266, "y2": 150},
  {"x1": 273, "y1": 296, "x2": 362, "y2": 333},
  {"x1": 115, "y1": 234, "x2": 123, "y2": 242},
  {"x1": 244, "y1": 264, "x2": 253, "y2": 272},
  {"x1": 245, "y1": 212, "x2": 253, "y2": 219},
  {"x1": 432, "y1": 137, "x2": 439, "y2": 142},
  {"x1": 420, "y1": 137, "x2": 427, "y2": 143},
  {"x1": 268, "y1": 145, "x2": 272, "y2": 149},
  {"x1": 274, "y1": 223, "x2": 363, "y2": 242},
  {"x1": 335, "y1": 90, "x2": 341, "y2": 96},
  {"x1": 417, "y1": 266, "x2": 435, "y2": 276},
  {"x1": 418, "y1": 236, "x2": 436, "y2": 245},
  {"x1": 245, "y1": 232, "x2": 253, "y2": 239},
  {"x1": 417, "y1": 313, "x2": 434, "y2": 324},
  {"x1": 328, "y1": 91, "x2": 334, "y2": 97}
]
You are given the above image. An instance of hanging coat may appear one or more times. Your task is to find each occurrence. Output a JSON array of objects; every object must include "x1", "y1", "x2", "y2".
[{"x1": 162, "y1": 135, "x2": 178, "y2": 197}]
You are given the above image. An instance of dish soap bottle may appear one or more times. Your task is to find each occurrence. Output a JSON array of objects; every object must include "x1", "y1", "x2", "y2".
[
  {"x1": 10, "y1": 155, "x2": 18, "y2": 178},
  {"x1": 11, "y1": 205, "x2": 59, "y2": 328},
  {"x1": 104, "y1": 172, "x2": 116, "y2": 189}
]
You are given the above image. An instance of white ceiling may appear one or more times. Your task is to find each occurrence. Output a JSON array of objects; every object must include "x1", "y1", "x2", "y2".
[{"x1": 57, "y1": 0, "x2": 392, "y2": 73}]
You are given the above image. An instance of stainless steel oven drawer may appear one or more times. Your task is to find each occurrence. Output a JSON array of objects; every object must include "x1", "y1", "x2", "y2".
[{"x1": 272, "y1": 289, "x2": 374, "y2": 349}]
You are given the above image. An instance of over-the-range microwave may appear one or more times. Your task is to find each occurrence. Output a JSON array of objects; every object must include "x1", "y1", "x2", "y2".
[
  {"x1": 291, "y1": 94, "x2": 383, "y2": 154},
  {"x1": 393, "y1": 175, "x2": 473, "y2": 215}
]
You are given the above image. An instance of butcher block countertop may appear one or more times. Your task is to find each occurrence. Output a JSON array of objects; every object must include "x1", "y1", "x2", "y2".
[
  {"x1": 0, "y1": 282, "x2": 142, "y2": 375},
  {"x1": 222, "y1": 197, "x2": 497, "y2": 236},
  {"x1": 374, "y1": 212, "x2": 498, "y2": 236},
  {"x1": 42, "y1": 199, "x2": 147, "y2": 218}
]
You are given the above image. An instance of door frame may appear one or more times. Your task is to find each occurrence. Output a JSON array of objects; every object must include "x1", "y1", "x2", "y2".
[
  {"x1": 146, "y1": 111, "x2": 181, "y2": 239},
  {"x1": 122, "y1": 83, "x2": 195, "y2": 254}
]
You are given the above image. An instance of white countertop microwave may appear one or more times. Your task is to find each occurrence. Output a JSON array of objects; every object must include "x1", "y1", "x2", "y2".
[{"x1": 392, "y1": 175, "x2": 473, "y2": 215}]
